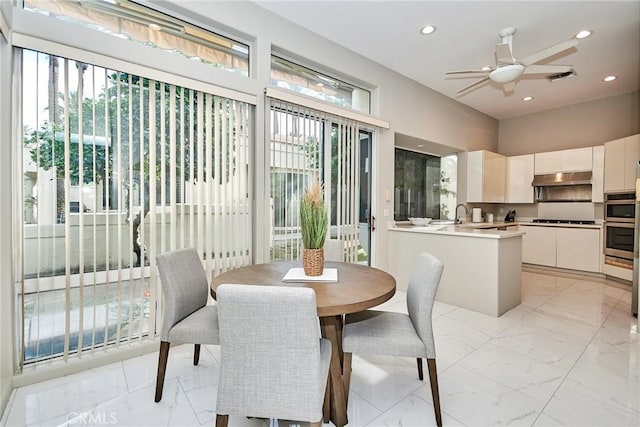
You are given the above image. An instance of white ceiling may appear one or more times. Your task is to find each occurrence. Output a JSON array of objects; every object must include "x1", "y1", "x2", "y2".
[{"x1": 255, "y1": 1, "x2": 640, "y2": 120}]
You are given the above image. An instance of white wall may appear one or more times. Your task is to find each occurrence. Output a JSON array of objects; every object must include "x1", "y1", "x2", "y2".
[
  {"x1": 0, "y1": 3, "x2": 15, "y2": 415},
  {"x1": 499, "y1": 91, "x2": 640, "y2": 156}
]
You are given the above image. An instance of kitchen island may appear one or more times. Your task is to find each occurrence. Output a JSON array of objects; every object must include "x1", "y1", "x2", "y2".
[{"x1": 388, "y1": 223, "x2": 524, "y2": 317}]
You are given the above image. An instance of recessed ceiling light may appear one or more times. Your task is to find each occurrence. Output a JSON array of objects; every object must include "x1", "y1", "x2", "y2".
[
  {"x1": 420, "y1": 25, "x2": 436, "y2": 35},
  {"x1": 417, "y1": 144, "x2": 425, "y2": 148},
  {"x1": 575, "y1": 30, "x2": 592, "y2": 39},
  {"x1": 522, "y1": 96, "x2": 533, "y2": 102},
  {"x1": 481, "y1": 66, "x2": 493, "y2": 71},
  {"x1": 603, "y1": 75, "x2": 617, "y2": 82}
]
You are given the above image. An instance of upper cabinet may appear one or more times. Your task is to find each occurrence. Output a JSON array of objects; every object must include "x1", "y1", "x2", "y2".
[
  {"x1": 505, "y1": 154, "x2": 534, "y2": 203},
  {"x1": 534, "y1": 147, "x2": 593, "y2": 174},
  {"x1": 534, "y1": 151, "x2": 562, "y2": 174},
  {"x1": 592, "y1": 146, "x2": 604, "y2": 203},
  {"x1": 563, "y1": 147, "x2": 594, "y2": 172},
  {"x1": 604, "y1": 134, "x2": 640, "y2": 193},
  {"x1": 467, "y1": 150, "x2": 506, "y2": 203}
]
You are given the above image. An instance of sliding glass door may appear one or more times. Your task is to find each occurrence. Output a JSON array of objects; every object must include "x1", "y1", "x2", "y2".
[
  {"x1": 267, "y1": 99, "x2": 373, "y2": 264},
  {"x1": 19, "y1": 49, "x2": 252, "y2": 365}
]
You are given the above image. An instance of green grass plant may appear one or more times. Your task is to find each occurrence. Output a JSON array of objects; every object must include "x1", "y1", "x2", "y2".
[{"x1": 300, "y1": 181, "x2": 328, "y2": 249}]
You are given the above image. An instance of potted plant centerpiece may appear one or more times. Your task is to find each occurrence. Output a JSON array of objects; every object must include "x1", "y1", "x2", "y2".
[{"x1": 300, "y1": 181, "x2": 328, "y2": 276}]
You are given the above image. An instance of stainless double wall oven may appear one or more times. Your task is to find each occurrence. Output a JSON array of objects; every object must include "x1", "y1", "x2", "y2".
[{"x1": 604, "y1": 192, "x2": 636, "y2": 269}]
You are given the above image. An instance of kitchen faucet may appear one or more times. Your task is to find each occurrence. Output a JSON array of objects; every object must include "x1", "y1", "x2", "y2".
[{"x1": 455, "y1": 203, "x2": 469, "y2": 223}]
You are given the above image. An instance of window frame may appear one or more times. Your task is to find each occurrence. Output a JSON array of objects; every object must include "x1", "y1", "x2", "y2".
[{"x1": 270, "y1": 53, "x2": 372, "y2": 114}]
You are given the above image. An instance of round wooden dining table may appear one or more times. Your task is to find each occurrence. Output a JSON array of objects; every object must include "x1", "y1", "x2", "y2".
[{"x1": 210, "y1": 261, "x2": 396, "y2": 427}]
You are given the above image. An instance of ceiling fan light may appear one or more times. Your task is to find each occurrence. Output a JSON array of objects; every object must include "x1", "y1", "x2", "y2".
[
  {"x1": 489, "y1": 64, "x2": 525, "y2": 83},
  {"x1": 575, "y1": 30, "x2": 592, "y2": 39},
  {"x1": 420, "y1": 25, "x2": 436, "y2": 35}
]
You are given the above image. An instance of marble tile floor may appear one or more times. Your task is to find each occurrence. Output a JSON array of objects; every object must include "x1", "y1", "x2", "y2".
[{"x1": 2, "y1": 270, "x2": 639, "y2": 426}]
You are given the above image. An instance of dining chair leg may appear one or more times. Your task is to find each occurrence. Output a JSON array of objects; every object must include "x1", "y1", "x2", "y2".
[
  {"x1": 323, "y1": 376, "x2": 330, "y2": 423},
  {"x1": 416, "y1": 357, "x2": 424, "y2": 381},
  {"x1": 343, "y1": 352, "x2": 353, "y2": 407},
  {"x1": 155, "y1": 341, "x2": 170, "y2": 402},
  {"x1": 215, "y1": 414, "x2": 229, "y2": 427},
  {"x1": 193, "y1": 343, "x2": 201, "y2": 365},
  {"x1": 427, "y1": 358, "x2": 442, "y2": 427}
]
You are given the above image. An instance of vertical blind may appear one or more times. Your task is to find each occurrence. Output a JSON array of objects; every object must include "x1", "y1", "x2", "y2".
[
  {"x1": 20, "y1": 49, "x2": 252, "y2": 366},
  {"x1": 267, "y1": 97, "x2": 361, "y2": 263}
]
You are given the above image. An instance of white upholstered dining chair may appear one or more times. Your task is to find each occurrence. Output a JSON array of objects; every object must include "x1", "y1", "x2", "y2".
[
  {"x1": 214, "y1": 284, "x2": 331, "y2": 427},
  {"x1": 342, "y1": 252, "x2": 445, "y2": 427},
  {"x1": 324, "y1": 238, "x2": 344, "y2": 262},
  {"x1": 154, "y1": 248, "x2": 219, "y2": 402}
]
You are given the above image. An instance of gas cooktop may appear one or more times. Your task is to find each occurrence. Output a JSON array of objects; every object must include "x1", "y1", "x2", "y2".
[{"x1": 532, "y1": 219, "x2": 596, "y2": 225}]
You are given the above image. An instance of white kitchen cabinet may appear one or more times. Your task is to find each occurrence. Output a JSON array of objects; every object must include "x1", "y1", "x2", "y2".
[
  {"x1": 520, "y1": 224, "x2": 602, "y2": 273},
  {"x1": 534, "y1": 147, "x2": 593, "y2": 174},
  {"x1": 624, "y1": 134, "x2": 640, "y2": 190},
  {"x1": 534, "y1": 151, "x2": 562, "y2": 174},
  {"x1": 556, "y1": 228, "x2": 601, "y2": 273},
  {"x1": 604, "y1": 134, "x2": 640, "y2": 193},
  {"x1": 520, "y1": 225, "x2": 556, "y2": 267},
  {"x1": 467, "y1": 150, "x2": 506, "y2": 203},
  {"x1": 562, "y1": 147, "x2": 593, "y2": 172},
  {"x1": 592, "y1": 145, "x2": 604, "y2": 203},
  {"x1": 604, "y1": 137, "x2": 626, "y2": 192},
  {"x1": 505, "y1": 154, "x2": 534, "y2": 203}
]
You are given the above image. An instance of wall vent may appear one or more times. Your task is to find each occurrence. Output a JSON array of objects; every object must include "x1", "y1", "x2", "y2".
[{"x1": 547, "y1": 69, "x2": 577, "y2": 81}]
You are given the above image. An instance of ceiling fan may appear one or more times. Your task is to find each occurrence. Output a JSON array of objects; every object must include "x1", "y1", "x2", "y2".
[{"x1": 446, "y1": 27, "x2": 578, "y2": 94}]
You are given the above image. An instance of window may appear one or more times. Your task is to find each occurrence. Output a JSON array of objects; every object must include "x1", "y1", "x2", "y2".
[
  {"x1": 20, "y1": 49, "x2": 252, "y2": 364},
  {"x1": 23, "y1": 0, "x2": 249, "y2": 76},
  {"x1": 394, "y1": 149, "x2": 457, "y2": 221},
  {"x1": 270, "y1": 55, "x2": 371, "y2": 114}
]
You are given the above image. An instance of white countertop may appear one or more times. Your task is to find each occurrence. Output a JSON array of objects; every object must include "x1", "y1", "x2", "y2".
[
  {"x1": 390, "y1": 223, "x2": 524, "y2": 239},
  {"x1": 517, "y1": 221, "x2": 603, "y2": 229}
]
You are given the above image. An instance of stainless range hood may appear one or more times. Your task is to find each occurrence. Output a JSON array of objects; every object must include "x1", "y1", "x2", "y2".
[
  {"x1": 532, "y1": 171, "x2": 593, "y2": 202},
  {"x1": 531, "y1": 171, "x2": 592, "y2": 186}
]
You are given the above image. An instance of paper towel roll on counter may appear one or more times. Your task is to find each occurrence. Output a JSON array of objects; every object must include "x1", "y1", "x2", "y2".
[{"x1": 472, "y1": 208, "x2": 482, "y2": 223}]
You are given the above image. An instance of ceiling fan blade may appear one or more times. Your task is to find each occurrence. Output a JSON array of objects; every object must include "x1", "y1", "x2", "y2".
[
  {"x1": 495, "y1": 43, "x2": 513, "y2": 66},
  {"x1": 522, "y1": 64, "x2": 573, "y2": 75},
  {"x1": 446, "y1": 69, "x2": 492, "y2": 75},
  {"x1": 502, "y1": 81, "x2": 516, "y2": 93},
  {"x1": 519, "y1": 39, "x2": 578, "y2": 66},
  {"x1": 457, "y1": 76, "x2": 490, "y2": 93}
]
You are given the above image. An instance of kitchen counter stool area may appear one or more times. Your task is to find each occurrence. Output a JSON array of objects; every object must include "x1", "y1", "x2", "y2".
[{"x1": 2, "y1": 270, "x2": 637, "y2": 426}]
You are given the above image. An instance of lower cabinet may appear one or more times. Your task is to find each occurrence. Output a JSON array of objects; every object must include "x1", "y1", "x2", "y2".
[
  {"x1": 520, "y1": 225, "x2": 601, "y2": 273},
  {"x1": 521, "y1": 226, "x2": 556, "y2": 267},
  {"x1": 556, "y1": 228, "x2": 601, "y2": 272}
]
